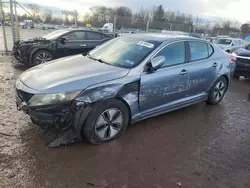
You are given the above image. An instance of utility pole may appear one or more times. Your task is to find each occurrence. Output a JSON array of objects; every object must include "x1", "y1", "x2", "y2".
[
  {"x1": 0, "y1": 0, "x2": 8, "y2": 51},
  {"x1": 146, "y1": 18, "x2": 150, "y2": 32},
  {"x1": 113, "y1": 14, "x2": 116, "y2": 38},
  {"x1": 74, "y1": 10, "x2": 77, "y2": 28},
  {"x1": 9, "y1": 0, "x2": 16, "y2": 44}
]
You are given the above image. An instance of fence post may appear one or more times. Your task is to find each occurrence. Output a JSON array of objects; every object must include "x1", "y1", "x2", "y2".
[
  {"x1": 0, "y1": 0, "x2": 8, "y2": 51},
  {"x1": 170, "y1": 23, "x2": 172, "y2": 31},
  {"x1": 14, "y1": 0, "x2": 19, "y2": 40},
  {"x1": 113, "y1": 14, "x2": 116, "y2": 38},
  {"x1": 10, "y1": 0, "x2": 16, "y2": 45}
]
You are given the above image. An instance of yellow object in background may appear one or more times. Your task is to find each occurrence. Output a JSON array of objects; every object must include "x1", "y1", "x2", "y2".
[{"x1": 86, "y1": 23, "x2": 91, "y2": 28}]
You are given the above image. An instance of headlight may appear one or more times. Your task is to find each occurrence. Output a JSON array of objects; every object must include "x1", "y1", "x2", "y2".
[{"x1": 28, "y1": 90, "x2": 82, "y2": 107}]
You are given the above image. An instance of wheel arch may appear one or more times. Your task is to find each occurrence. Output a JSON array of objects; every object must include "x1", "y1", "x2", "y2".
[
  {"x1": 30, "y1": 48, "x2": 55, "y2": 65},
  {"x1": 115, "y1": 97, "x2": 132, "y2": 124},
  {"x1": 220, "y1": 74, "x2": 229, "y2": 90}
]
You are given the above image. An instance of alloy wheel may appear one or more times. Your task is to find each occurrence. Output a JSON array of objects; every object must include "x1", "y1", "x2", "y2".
[
  {"x1": 213, "y1": 80, "x2": 226, "y2": 101},
  {"x1": 95, "y1": 108, "x2": 123, "y2": 140},
  {"x1": 36, "y1": 52, "x2": 52, "y2": 64}
]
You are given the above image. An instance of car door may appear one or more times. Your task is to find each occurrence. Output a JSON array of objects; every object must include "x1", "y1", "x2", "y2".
[
  {"x1": 139, "y1": 41, "x2": 191, "y2": 113},
  {"x1": 185, "y1": 41, "x2": 217, "y2": 96},
  {"x1": 56, "y1": 31, "x2": 87, "y2": 57}
]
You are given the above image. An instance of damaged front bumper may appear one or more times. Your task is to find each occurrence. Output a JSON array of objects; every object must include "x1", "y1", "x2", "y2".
[
  {"x1": 13, "y1": 41, "x2": 30, "y2": 64},
  {"x1": 15, "y1": 88, "x2": 92, "y2": 146}
]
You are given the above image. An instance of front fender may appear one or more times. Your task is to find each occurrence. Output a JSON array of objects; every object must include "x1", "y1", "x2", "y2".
[{"x1": 73, "y1": 80, "x2": 140, "y2": 137}]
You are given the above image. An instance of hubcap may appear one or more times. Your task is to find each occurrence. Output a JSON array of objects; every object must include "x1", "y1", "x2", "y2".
[
  {"x1": 214, "y1": 80, "x2": 225, "y2": 101},
  {"x1": 95, "y1": 108, "x2": 123, "y2": 140},
  {"x1": 36, "y1": 52, "x2": 52, "y2": 64}
]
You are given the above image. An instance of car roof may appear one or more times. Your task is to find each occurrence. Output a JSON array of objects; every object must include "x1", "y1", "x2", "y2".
[
  {"x1": 59, "y1": 28, "x2": 106, "y2": 33},
  {"x1": 126, "y1": 33, "x2": 204, "y2": 42}
]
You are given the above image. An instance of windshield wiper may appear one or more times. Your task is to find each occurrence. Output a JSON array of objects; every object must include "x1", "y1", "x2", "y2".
[{"x1": 86, "y1": 54, "x2": 111, "y2": 65}]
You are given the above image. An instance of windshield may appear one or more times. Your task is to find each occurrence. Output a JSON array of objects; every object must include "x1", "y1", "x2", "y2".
[
  {"x1": 88, "y1": 37, "x2": 161, "y2": 68},
  {"x1": 42, "y1": 29, "x2": 69, "y2": 40},
  {"x1": 216, "y1": 39, "x2": 232, "y2": 45}
]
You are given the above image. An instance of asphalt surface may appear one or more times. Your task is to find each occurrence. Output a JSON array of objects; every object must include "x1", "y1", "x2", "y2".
[{"x1": 1, "y1": 55, "x2": 250, "y2": 188}]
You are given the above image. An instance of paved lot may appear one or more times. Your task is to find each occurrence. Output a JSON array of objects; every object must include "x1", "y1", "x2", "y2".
[
  {"x1": 0, "y1": 27, "x2": 51, "y2": 51},
  {"x1": 0, "y1": 56, "x2": 250, "y2": 188}
]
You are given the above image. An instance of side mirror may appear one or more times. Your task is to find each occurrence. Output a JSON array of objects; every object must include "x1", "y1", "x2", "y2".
[
  {"x1": 148, "y1": 56, "x2": 165, "y2": 71},
  {"x1": 231, "y1": 43, "x2": 235, "y2": 46},
  {"x1": 60, "y1": 36, "x2": 68, "y2": 44}
]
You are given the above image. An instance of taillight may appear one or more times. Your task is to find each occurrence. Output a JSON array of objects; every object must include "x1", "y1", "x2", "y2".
[{"x1": 230, "y1": 56, "x2": 237, "y2": 63}]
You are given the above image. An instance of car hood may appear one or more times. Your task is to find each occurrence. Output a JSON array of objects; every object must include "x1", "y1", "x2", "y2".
[
  {"x1": 19, "y1": 55, "x2": 130, "y2": 93},
  {"x1": 234, "y1": 48, "x2": 250, "y2": 57}
]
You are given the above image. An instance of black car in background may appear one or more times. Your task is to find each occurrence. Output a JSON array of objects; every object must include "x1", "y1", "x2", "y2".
[
  {"x1": 13, "y1": 29, "x2": 112, "y2": 66},
  {"x1": 233, "y1": 44, "x2": 250, "y2": 78}
]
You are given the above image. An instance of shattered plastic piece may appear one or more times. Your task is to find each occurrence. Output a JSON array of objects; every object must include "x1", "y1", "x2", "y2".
[
  {"x1": 48, "y1": 128, "x2": 80, "y2": 148},
  {"x1": 177, "y1": 182, "x2": 181, "y2": 186}
]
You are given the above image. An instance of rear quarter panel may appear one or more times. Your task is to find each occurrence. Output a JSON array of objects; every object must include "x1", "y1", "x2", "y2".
[{"x1": 212, "y1": 44, "x2": 232, "y2": 84}]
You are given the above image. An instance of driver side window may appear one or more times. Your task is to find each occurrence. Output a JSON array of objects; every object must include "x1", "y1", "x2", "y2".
[
  {"x1": 155, "y1": 42, "x2": 185, "y2": 68},
  {"x1": 64, "y1": 32, "x2": 78, "y2": 40}
]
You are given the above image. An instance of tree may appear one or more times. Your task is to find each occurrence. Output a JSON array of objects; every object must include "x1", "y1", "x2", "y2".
[
  {"x1": 61, "y1": 10, "x2": 71, "y2": 25},
  {"x1": 115, "y1": 6, "x2": 132, "y2": 28},
  {"x1": 42, "y1": 10, "x2": 52, "y2": 23},
  {"x1": 241, "y1": 23, "x2": 250, "y2": 38},
  {"x1": 153, "y1": 5, "x2": 165, "y2": 22},
  {"x1": 27, "y1": 3, "x2": 41, "y2": 21}
]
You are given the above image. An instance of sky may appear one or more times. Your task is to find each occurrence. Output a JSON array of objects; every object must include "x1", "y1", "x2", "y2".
[{"x1": 17, "y1": 0, "x2": 250, "y2": 23}]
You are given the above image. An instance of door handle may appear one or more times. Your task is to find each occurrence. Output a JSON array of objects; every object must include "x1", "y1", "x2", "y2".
[
  {"x1": 179, "y1": 69, "x2": 188, "y2": 75},
  {"x1": 80, "y1": 44, "x2": 87, "y2": 47},
  {"x1": 212, "y1": 62, "x2": 218, "y2": 67}
]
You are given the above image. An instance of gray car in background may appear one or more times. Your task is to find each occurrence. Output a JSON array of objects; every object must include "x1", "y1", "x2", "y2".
[
  {"x1": 216, "y1": 38, "x2": 244, "y2": 53},
  {"x1": 15, "y1": 34, "x2": 235, "y2": 145}
]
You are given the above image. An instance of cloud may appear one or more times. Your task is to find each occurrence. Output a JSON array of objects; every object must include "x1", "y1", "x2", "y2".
[{"x1": 18, "y1": 0, "x2": 249, "y2": 22}]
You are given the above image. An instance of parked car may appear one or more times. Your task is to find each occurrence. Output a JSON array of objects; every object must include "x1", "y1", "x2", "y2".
[
  {"x1": 15, "y1": 34, "x2": 235, "y2": 145},
  {"x1": 20, "y1": 20, "x2": 34, "y2": 29},
  {"x1": 244, "y1": 36, "x2": 250, "y2": 45},
  {"x1": 215, "y1": 38, "x2": 244, "y2": 53},
  {"x1": 13, "y1": 29, "x2": 112, "y2": 66},
  {"x1": 232, "y1": 44, "x2": 250, "y2": 78}
]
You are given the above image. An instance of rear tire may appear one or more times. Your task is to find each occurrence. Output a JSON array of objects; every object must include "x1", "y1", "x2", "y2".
[
  {"x1": 82, "y1": 99, "x2": 129, "y2": 144},
  {"x1": 206, "y1": 77, "x2": 228, "y2": 105},
  {"x1": 22, "y1": 25, "x2": 27, "y2": 29}
]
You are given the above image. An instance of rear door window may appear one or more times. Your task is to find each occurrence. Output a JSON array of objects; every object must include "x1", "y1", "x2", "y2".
[
  {"x1": 189, "y1": 41, "x2": 209, "y2": 61},
  {"x1": 74, "y1": 31, "x2": 87, "y2": 40},
  {"x1": 86, "y1": 32, "x2": 102, "y2": 40}
]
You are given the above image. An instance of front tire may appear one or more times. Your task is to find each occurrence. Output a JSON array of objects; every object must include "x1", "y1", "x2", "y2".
[
  {"x1": 32, "y1": 50, "x2": 53, "y2": 66},
  {"x1": 206, "y1": 77, "x2": 228, "y2": 105},
  {"x1": 83, "y1": 99, "x2": 129, "y2": 144}
]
